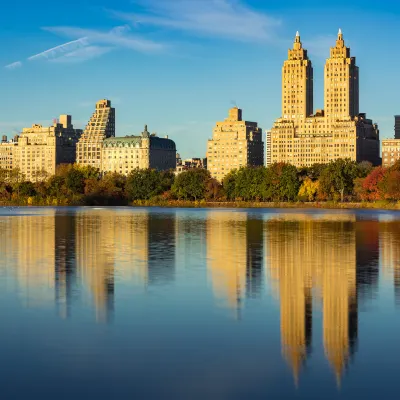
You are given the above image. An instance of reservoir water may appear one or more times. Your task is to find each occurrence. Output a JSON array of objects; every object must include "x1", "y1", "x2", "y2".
[{"x1": 0, "y1": 207, "x2": 399, "y2": 399}]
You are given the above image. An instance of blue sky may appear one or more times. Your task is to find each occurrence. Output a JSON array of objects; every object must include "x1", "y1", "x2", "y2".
[{"x1": 1, "y1": 0, "x2": 399, "y2": 158}]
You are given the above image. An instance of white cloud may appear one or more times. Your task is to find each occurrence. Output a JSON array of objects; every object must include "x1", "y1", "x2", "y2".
[
  {"x1": 4, "y1": 61, "x2": 22, "y2": 70},
  {"x1": 43, "y1": 25, "x2": 167, "y2": 53},
  {"x1": 28, "y1": 38, "x2": 89, "y2": 61},
  {"x1": 18, "y1": 24, "x2": 167, "y2": 67},
  {"x1": 111, "y1": 0, "x2": 281, "y2": 42},
  {"x1": 49, "y1": 46, "x2": 113, "y2": 63}
]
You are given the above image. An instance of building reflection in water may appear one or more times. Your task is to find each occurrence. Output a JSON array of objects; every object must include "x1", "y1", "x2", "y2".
[
  {"x1": 0, "y1": 210, "x2": 58, "y2": 308},
  {"x1": 0, "y1": 208, "x2": 396, "y2": 385},
  {"x1": 206, "y1": 212, "x2": 264, "y2": 319},
  {"x1": 0, "y1": 209, "x2": 178, "y2": 323},
  {"x1": 55, "y1": 211, "x2": 77, "y2": 319},
  {"x1": 380, "y1": 221, "x2": 400, "y2": 305},
  {"x1": 266, "y1": 214, "x2": 380, "y2": 385},
  {"x1": 75, "y1": 210, "x2": 116, "y2": 323}
]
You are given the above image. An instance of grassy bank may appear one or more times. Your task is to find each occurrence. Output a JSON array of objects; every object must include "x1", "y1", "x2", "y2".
[
  {"x1": 2, "y1": 198, "x2": 400, "y2": 210},
  {"x1": 130, "y1": 199, "x2": 400, "y2": 210}
]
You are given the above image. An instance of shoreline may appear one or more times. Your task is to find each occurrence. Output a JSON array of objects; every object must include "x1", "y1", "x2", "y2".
[{"x1": 2, "y1": 200, "x2": 400, "y2": 211}]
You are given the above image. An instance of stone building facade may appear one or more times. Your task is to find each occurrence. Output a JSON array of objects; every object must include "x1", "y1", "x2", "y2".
[
  {"x1": 382, "y1": 139, "x2": 400, "y2": 168},
  {"x1": 269, "y1": 30, "x2": 380, "y2": 168},
  {"x1": 76, "y1": 99, "x2": 115, "y2": 170},
  {"x1": 0, "y1": 137, "x2": 17, "y2": 172},
  {"x1": 2, "y1": 115, "x2": 81, "y2": 181},
  {"x1": 101, "y1": 126, "x2": 176, "y2": 175},
  {"x1": 207, "y1": 107, "x2": 264, "y2": 181}
]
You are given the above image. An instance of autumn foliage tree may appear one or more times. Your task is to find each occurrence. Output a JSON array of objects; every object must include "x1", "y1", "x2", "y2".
[
  {"x1": 298, "y1": 177, "x2": 319, "y2": 201},
  {"x1": 354, "y1": 166, "x2": 387, "y2": 201}
]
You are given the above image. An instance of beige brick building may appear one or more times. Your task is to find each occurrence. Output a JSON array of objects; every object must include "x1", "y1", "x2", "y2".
[
  {"x1": 207, "y1": 107, "x2": 264, "y2": 181},
  {"x1": 76, "y1": 99, "x2": 115, "y2": 170},
  {"x1": 0, "y1": 136, "x2": 18, "y2": 172},
  {"x1": 270, "y1": 30, "x2": 380, "y2": 168},
  {"x1": 382, "y1": 139, "x2": 400, "y2": 167},
  {"x1": 2, "y1": 116, "x2": 82, "y2": 182},
  {"x1": 101, "y1": 125, "x2": 176, "y2": 175}
]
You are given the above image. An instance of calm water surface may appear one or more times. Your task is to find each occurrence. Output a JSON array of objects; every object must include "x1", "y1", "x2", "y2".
[{"x1": 0, "y1": 207, "x2": 399, "y2": 399}]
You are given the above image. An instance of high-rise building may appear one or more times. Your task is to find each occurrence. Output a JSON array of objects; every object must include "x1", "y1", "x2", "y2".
[
  {"x1": 270, "y1": 30, "x2": 380, "y2": 167},
  {"x1": 266, "y1": 130, "x2": 272, "y2": 166},
  {"x1": 12, "y1": 116, "x2": 82, "y2": 182},
  {"x1": 207, "y1": 107, "x2": 264, "y2": 181},
  {"x1": 382, "y1": 116, "x2": 400, "y2": 167},
  {"x1": 395, "y1": 116, "x2": 400, "y2": 139},
  {"x1": 0, "y1": 136, "x2": 17, "y2": 172},
  {"x1": 282, "y1": 31, "x2": 314, "y2": 124},
  {"x1": 382, "y1": 139, "x2": 400, "y2": 167},
  {"x1": 101, "y1": 125, "x2": 176, "y2": 175},
  {"x1": 76, "y1": 99, "x2": 115, "y2": 170},
  {"x1": 324, "y1": 29, "x2": 359, "y2": 121}
]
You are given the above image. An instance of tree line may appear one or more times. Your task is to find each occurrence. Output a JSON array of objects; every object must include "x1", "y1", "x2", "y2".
[{"x1": 1, "y1": 159, "x2": 400, "y2": 206}]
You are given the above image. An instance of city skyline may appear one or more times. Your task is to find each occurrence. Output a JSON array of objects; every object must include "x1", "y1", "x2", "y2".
[{"x1": 1, "y1": 0, "x2": 399, "y2": 159}]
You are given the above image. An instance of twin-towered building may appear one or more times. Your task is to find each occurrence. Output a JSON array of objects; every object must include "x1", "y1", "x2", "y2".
[
  {"x1": 268, "y1": 30, "x2": 380, "y2": 167},
  {"x1": 207, "y1": 30, "x2": 381, "y2": 182}
]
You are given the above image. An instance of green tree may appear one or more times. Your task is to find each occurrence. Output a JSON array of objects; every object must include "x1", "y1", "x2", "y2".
[
  {"x1": 85, "y1": 172, "x2": 127, "y2": 205},
  {"x1": 206, "y1": 177, "x2": 223, "y2": 200},
  {"x1": 8, "y1": 168, "x2": 25, "y2": 198},
  {"x1": 263, "y1": 163, "x2": 300, "y2": 201},
  {"x1": 222, "y1": 170, "x2": 238, "y2": 200},
  {"x1": 298, "y1": 163, "x2": 326, "y2": 182},
  {"x1": 65, "y1": 167, "x2": 85, "y2": 195},
  {"x1": 357, "y1": 161, "x2": 373, "y2": 178},
  {"x1": 171, "y1": 169, "x2": 210, "y2": 200},
  {"x1": 318, "y1": 158, "x2": 358, "y2": 201},
  {"x1": 125, "y1": 169, "x2": 173, "y2": 201},
  {"x1": 233, "y1": 167, "x2": 266, "y2": 201},
  {"x1": 46, "y1": 175, "x2": 66, "y2": 198},
  {"x1": 16, "y1": 181, "x2": 36, "y2": 197}
]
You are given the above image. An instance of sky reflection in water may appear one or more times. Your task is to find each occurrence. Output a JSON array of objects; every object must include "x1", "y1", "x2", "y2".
[{"x1": 0, "y1": 207, "x2": 399, "y2": 399}]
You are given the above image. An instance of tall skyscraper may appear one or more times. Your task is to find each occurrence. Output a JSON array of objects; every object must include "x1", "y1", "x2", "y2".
[
  {"x1": 324, "y1": 29, "x2": 359, "y2": 121},
  {"x1": 76, "y1": 99, "x2": 115, "y2": 170},
  {"x1": 270, "y1": 30, "x2": 380, "y2": 167},
  {"x1": 207, "y1": 107, "x2": 264, "y2": 181},
  {"x1": 282, "y1": 31, "x2": 313, "y2": 123}
]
